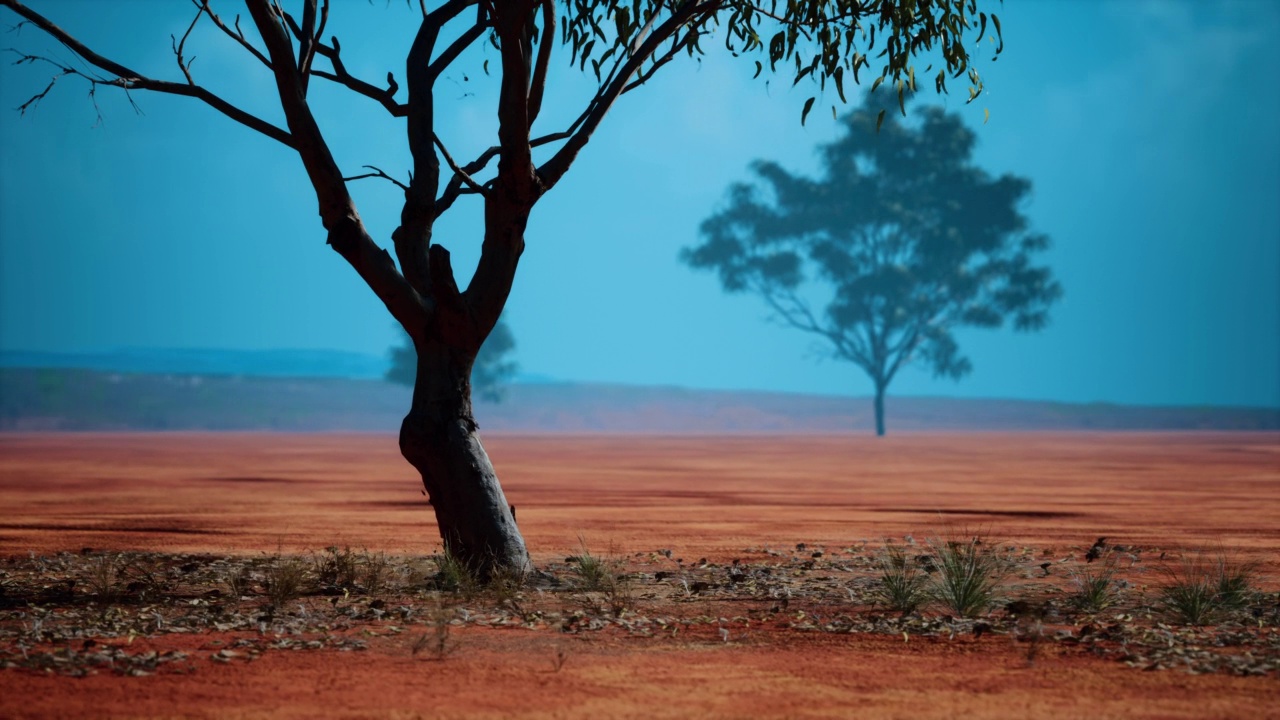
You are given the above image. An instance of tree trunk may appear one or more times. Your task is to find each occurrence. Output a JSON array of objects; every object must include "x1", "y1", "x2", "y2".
[
  {"x1": 873, "y1": 384, "x2": 887, "y2": 437},
  {"x1": 398, "y1": 338, "x2": 531, "y2": 579}
]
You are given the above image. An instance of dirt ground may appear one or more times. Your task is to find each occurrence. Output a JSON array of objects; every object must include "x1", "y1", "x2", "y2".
[{"x1": 1, "y1": 432, "x2": 1278, "y2": 718}]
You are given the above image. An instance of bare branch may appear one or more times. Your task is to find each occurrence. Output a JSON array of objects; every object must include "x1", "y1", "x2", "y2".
[
  {"x1": 2, "y1": 0, "x2": 293, "y2": 147},
  {"x1": 170, "y1": 5, "x2": 202, "y2": 85},
  {"x1": 432, "y1": 134, "x2": 487, "y2": 195},
  {"x1": 246, "y1": 0, "x2": 428, "y2": 335},
  {"x1": 434, "y1": 144, "x2": 500, "y2": 217},
  {"x1": 296, "y1": 0, "x2": 317, "y2": 93},
  {"x1": 312, "y1": 37, "x2": 407, "y2": 116},
  {"x1": 392, "y1": 0, "x2": 481, "y2": 297},
  {"x1": 190, "y1": 1, "x2": 272, "y2": 69},
  {"x1": 343, "y1": 164, "x2": 410, "y2": 192},
  {"x1": 426, "y1": 15, "x2": 486, "y2": 81},
  {"x1": 526, "y1": 0, "x2": 553, "y2": 125}
]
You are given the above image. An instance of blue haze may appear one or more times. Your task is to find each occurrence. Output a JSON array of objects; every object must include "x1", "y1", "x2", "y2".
[{"x1": 0, "y1": 0, "x2": 1276, "y2": 408}]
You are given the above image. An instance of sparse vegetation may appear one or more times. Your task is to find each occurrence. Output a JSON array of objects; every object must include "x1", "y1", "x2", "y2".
[
  {"x1": 314, "y1": 546, "x2": 359, "y2": 589},
  {"x1": 926, "y1": 532, "x2": 1010, "y2": 618},
  {"x1": 433, "y1": 546, "x2": 477, "y2": 596},
  {"x1": 84, "y1": 554, "x2": 123, "y2": 602},
  {"x1": 572, "y1": 536, "x2": 611, "y2": 591},
  {"x1": 1, "y1": 538, "x2": 1275, "y2": 682},
  {"x1": 1159, "y1": 552, "x2": 1263, "y2": 625},
  {"x1": 263, "y1": 555, "x2": 308, "y2": 611},
  {"x1": 874, "y1": 543, "x2": 930, "y2": 614},
  {"x1": 1213, "y1": 555, "x2": 1260, "y2": 611},
  {"x1": 571, "y1": 537, "x2": 633, "y2": 616},
  {"x1": 1068, "y1": 560, "x2": 1123, "y2": 614}
]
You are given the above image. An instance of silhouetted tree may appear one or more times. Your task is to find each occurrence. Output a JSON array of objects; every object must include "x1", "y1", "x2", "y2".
[
  {"x1": 387, "y1": 318, "x2": 516, "y2": 403},
  {"x1": 683, "y1": 93, "x2": 1061, "y2": 435},
  {"x1": 2, "y1": 0, "x2": 1004, "y2": 574}
]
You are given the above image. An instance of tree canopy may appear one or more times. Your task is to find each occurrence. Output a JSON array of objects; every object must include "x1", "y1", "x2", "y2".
[{"x1": 683, "y1": 92, "x2": 1061, "y2": 435}]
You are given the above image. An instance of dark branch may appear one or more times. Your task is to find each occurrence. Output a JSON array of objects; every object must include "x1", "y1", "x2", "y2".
[
  {"x1": 537, "y1": 1, "x2": 719, "y2": 191},
  {"x1": 312, "y1": 37, "x2": 407, "y2": 116},
  {"x1": 434, "y1": 144, "x2": 500, "y2": 218},
  {"x1": 246, "y1": 0, "x2": 428, "y2": 335},
  {"x1": 191, "y1": 1, "x2": 272, "y2": 69},
  {"x1": 526, "y1": 0, "x2": 553, "y2": 125},
  {"x1": 426, "y1": 15, "x2": 486, "y2": 81},
  {"x1": 2, "y1": 0, "x2": 293, "y2": 147},
  {"x1": 343, "y1": 164, "x2": 410, "y2": 192},
  {"x1": 170, "y1": 5, "x2": 201, "y2": 85},
  {"x1": 433, "y1": 134, "x2": 487, "y2": 195}
]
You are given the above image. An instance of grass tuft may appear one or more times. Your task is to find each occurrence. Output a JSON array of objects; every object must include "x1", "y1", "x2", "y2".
[
  {"x1": 263, "y1": 555, "x2": 308, "y2": 610},
  {"x1": 1159, "y1": 551, "x2": 1261, "y2": 625},
  {"x1": 874, "y1": 542, "x2": 930, "y2": 614},
  {"x1": 433, "y1": 545, "x2": 477, "y2": 595},
  {"x1": 1068, "y1": 558, "x2": 1122, "y2": 614},
  {"x1": 926, "y1": 531, "x2": 1009, "y2": 618}
]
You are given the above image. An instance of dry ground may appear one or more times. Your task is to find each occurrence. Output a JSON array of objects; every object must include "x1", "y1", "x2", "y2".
[{"x1": 1, "y1": 432, "x2": 1278, "y2": 719}]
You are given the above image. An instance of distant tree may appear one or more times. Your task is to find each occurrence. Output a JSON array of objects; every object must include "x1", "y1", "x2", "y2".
[
  {"x1": 3, "y1": 0, "x2": 1005, "y2": 575},
  {"x1": 387, "y1": 318, "x2": 517, "y2": 403},
  {"x1": 683, "y1": 93, "x2": 1061, "y2": 436}
]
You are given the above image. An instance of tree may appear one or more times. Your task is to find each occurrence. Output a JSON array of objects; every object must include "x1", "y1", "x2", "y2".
[
  {"x1": 387, "y1": 318, "x2": 517, "y2": 403},
  {"x1": 683, "y1": 92, "x2": 1062, "y2": 436},
  {"x1": 2, "y1": 0, "x2": 1003, "y2": 575}
]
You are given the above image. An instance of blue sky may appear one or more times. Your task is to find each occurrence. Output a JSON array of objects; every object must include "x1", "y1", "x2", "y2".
[{"x1": 1, "y1": 0, "x2": 1277, "y2": 408}]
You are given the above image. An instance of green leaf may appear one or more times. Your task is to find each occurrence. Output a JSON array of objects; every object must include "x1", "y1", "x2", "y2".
[
  {"x1": 875, "y1": 108, "x2": 886, "y2": 132},
  {"x1": 753, "y1": 60, "x2": 763, "y2": 79},
  {"x1": 615, "y1": 7, "x2": 630, "y2": 43},
  {"x1": 983, "y1": 107, "x2": 990, "y2": 124},
  {"x1": 801, "y1": 96, "x2": 815, "y2": 126},
  {"x1": 833, "y1": 66, "x2": 846, "y2": 103}
]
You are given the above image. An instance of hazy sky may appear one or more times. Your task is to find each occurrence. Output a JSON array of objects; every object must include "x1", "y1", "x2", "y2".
[{"x1": 1, "y1": 0, "x2": 1277, "y2": 408}]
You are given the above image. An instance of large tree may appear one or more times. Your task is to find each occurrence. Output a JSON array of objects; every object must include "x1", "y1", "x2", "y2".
[
  {"x1": 683, "y1": 92, "x2": 1062, "y2": 436},
  {"x1": 2, "y1": 0, "x2": 1003, "y2": 575}
]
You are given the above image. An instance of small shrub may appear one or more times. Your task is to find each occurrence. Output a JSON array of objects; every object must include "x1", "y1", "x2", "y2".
[
  {"x1": 224, "y1": 565, "x2": 251, "y2": 604},
  {"x1": 314, "y1": 546, "x2": 360, "y2": 589},
  {"x1": 486, "y1": 561, "x2": 526, "y2": 611},
  {"x1": 874, "y1": 543, "x2": 929, "y2": 614},
  {"x1": 362, "y1": 550, "x2": 392, "y2": 596},
  {"x1": 572, "y1": 536, "x2": 611, "y2": 591},
  {"x1": 572, "y1": 537, "x2": 632, "y2": 616},
  {"x1": 1068, "y1": 560, "x2": 1122, "y2": 614},
  {"x1": 264, "y1": 555, "x2": 308, "y2": 610},
  {"x1": 433, "y1": 546, "x2": 476, "y2": 595},
  {"x1": 85, "y1": 554, "x2": 123, "y2": 602},
  {"x1": 1212, "y1": 556, "x2": 1259, "y2": 611},
  {"x1": 927, "y1": 531, "x2": 1009, "y2": 618},
  {"x1": 1159, "y1": 552, "x2": 1260, "y2": 625}
]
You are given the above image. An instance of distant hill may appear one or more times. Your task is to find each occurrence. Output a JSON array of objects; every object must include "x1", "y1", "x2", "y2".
[
  {"x1": 0, "y1": 348, "x2": 390, "y2": 380},
  {"x1": 2, "y1": 368, "x2": 1276, "y2": 433}
]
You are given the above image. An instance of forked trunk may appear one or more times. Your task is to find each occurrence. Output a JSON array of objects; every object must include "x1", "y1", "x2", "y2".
[{"x1": 398, "y1": 342, "x2": 531, "y2": 578}]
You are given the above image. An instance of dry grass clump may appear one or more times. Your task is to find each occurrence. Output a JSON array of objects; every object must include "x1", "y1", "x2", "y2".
[
  {"x1": 571, "y1": 536, "x2": 633, "y2": 616},
  {"x1": 263, "y1": 555, "x2": 309, "y2": 610},
  {"x1": 926, "y1": 531, "x2": 1011, "y2": 618},
  {"x1": 1068, "y1": 558, "x2": 1123, "y2": 614},
  {"x1": 1159, "y1": 552, "x2": 1261, "y2": 625},
  {"x1": 874, "y1": 543, "x2": 929, "y2": 614}
]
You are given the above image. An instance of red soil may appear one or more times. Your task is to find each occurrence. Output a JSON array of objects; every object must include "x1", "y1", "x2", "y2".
[{"x1": 1, "y1": 432, "x2": 1278, "y2": 718}]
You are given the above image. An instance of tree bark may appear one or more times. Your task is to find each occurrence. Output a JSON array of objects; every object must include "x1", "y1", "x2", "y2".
[
  {"x1": 398, "y1": 336, "x2": 531, "y2": 578},
  {"x1": 873, "y1": 383, "x2": 887, "y2": 437}
]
